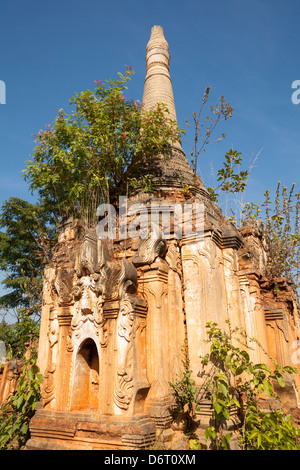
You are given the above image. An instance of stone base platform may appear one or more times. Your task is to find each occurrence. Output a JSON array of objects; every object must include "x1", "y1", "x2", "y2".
[{"x1": 26, "y1": 406, "x2": 156, "y2": 450}]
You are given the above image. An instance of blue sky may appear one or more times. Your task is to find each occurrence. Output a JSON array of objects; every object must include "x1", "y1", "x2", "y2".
[
  {"x1": 0, "y1": 0, "x2": 299, "y2": 206},
  {"x1": 0, "y1": 0, "x2": 300, "y2": 319}
]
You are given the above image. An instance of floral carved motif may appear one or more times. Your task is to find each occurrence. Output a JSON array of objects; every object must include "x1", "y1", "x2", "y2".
[{"x1": 114, "y1": 297, "x2": 134, "y2": 410}]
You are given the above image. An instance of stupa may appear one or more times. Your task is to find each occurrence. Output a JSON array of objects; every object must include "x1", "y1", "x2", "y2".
[{"x1": 26, "y1": 26, "x2": 300, "y2": 450}]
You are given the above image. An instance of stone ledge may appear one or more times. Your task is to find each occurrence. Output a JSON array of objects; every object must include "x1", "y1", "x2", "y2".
[{"x1": 26, "y1": 409, "x2": 156, "y2": 450}]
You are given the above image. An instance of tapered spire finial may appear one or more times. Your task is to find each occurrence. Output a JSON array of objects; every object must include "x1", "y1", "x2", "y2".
[
  {"x1": 142, "y1": 25, "x2": 177, "y2": 123},
  {"x1": 141, "y1": 26, "x2": 203, "y2": 190}
]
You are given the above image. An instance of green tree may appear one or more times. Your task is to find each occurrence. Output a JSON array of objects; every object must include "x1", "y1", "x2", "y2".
[
  {"x1": 0, "y1": 346, "x2": 43, "y2": 449},
  {"x1": 24, "y1": 67, "x2": 183, "y2": 221},
  {"x1": 0, "y1": 197, "x2": 57, "y2": 319},
  {"x1": 0, "y1": 314, "x2": 40, "y2": 359}
]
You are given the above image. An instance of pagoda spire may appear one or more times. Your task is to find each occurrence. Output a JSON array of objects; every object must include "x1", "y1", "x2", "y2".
[
  {"x1": 141, "y1": 25, "x2": 206, "y2": 192},
  {"x1": 143, "y1": 25, "x2": 178, "y2": 128}
]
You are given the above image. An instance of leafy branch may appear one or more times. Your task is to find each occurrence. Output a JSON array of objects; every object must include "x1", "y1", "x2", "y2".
[
  {"x1": 0, "y1": 346, "x2": 43, "y2": 449},
  {"x1": 206, "y1": 149, "x2": 249, "y2": 203},
  {"x1": 169, "y1": 340, "x2": 201, "y2": 431},
  {"x1": 196, "y1": 321, "x2": 300, "y2": 450},
  {"x1": 185, "y1": 87, "x2": 233, "y2": 175},
  {"x1": 242, "y1": 181, "x2": 300, "y2": 289}
]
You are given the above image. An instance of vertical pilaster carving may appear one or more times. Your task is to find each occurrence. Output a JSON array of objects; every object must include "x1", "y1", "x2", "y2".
[
  {"x1": 41, "y1": 306, "x2": 59, "y2": 408},
  {"x1": 165, "y1": 242, "x2": 185, "y2": 383},
  {"x1": 114, "y1": 295, "x2": 148, "y2": 413},
  {"x1": 114, "y1": 296, "x2": 135, "y2": 410},
  {"x1": 42, "y1": 265, "x2": 75, "y2": 411},
  {"x1": 138, "y1": 259, "x2": 170, "y2": 423},
  {"x1": 238, "y1": 272, "x2": 269, "y2": 364}
]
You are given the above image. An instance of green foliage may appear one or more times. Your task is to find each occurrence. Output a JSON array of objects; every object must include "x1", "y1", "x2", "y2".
[
  {"x1": 241, "y1": 202, "x2": 262, "y2": 220},
  {"x1": 189, "y1": 438, "x2": 207, "y2": 450},
  {"x1": 243, "y1": 407, "x2": 300, "y2": 450},
  {"x1": 0, "y1": 314, "x2": 40, "y2": 359},
  {"x1": 0, "y1": 197, "x2": 57, "y2": 317},
  {"x1": 200, "y1": 146, "x2": 299, "y2": 291},
  {"x1": 24, "y1": 67, "x2": 183, "y2": 220},
  {"x1": 0, "y1": 347, "x2": 43, "y2": 449},
  {"x1": 169, "y1": 340, "x2": 200, "y2": 430},
  {"x1": 170, "y1": 322, "x2": 300, "y2": 450},
  {"x1": 263, "y1": 182, "x2": 300, "y2": 286},
  {"x1": 242, "y1": 181, "x2": 300, "y2": 289},
  {"x1": 207, "y1": 149, "x2": 249, "y2": 203},
  {"x1": 198, "y1": 321, "x2": 300, "y2": 450}
]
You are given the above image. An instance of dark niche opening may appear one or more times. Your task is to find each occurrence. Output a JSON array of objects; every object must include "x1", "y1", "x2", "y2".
[{"x1": 71, "y1": 338, "x2": 99, "y2": 411}]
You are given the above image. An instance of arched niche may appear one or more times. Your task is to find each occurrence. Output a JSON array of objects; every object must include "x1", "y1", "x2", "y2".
[{"x1": 71, "y1": 338, "x2": 100, "y2": 411}]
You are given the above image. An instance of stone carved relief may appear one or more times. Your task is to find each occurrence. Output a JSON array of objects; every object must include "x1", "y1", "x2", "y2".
[
  {"x1": 114, "y1": 295, "x2": 147, "y2": 411},
  {"x1": 73, "y1": 234, "x2": 142, "y2": 412},
  {"x1": 68, "y1": 236, "x2": 112, "y2": 353},
  {"x1": 93, "y1": 239, "x2": 138, "y2": 300},
  {"x1": 114, "y1": 296, "x2": 135, "y2": 410},
  {"x1": 42, "y1": 223, "x2": 148, "y2": 414},
  {"x1": 41, "y1": 272, "x2": 60, "y2": 407},
  {"x1": 76, "y1": 238, "x2": 138, "y2": 301},
  {"x1": 265, "y1": 309, "x2": 289, "y2": 343},
  {"x1": 54, "y1": 267, "x2": 75, "y2": 307},
  {"x1": 75, "y1": 229, "x2": 98, "y2": 277},
  {"x1": 0, "y1": 360, "x2": 24, "y2": 405},
  {"x1": 70, "y1": 275, "x2": 108, "y2": 350},
  {"x1": 132, "y1": 223, "x2": 167, "y2": 267},
  {"x1": 165, "y1": 242, "x2": 181, "y2": 272}
]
